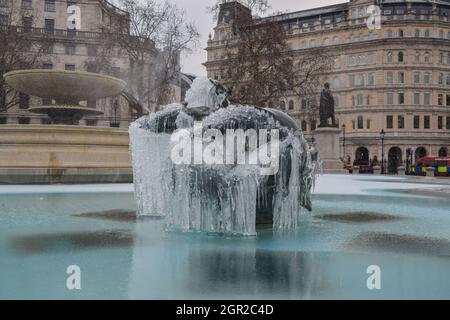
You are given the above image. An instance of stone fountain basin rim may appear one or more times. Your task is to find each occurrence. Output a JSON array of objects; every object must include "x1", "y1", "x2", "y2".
[
  {"x1": 3, "y1": 69, "x2": 127, "y2": 100},
  {"x1": 28, "y1": 105, "x2": 104, "y2": 116}
]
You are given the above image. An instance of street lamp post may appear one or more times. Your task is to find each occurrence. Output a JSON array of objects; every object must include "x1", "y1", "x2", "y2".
[
  {"x1": 342, "y1": 124, "x2": 346, "y2": 162},
  {"x1": 380, "y1": 129, "x2": 386, "y2": 174}
]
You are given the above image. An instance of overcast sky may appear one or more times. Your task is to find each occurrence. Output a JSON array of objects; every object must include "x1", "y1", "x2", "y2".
[{"x1": 172, "y1": 0, "x2": 347, "y2": 76}]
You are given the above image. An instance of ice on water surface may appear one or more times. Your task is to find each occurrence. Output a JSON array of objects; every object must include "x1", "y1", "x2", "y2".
[{"x1": 129, "y1": 77, "x2": 319, "y2": 236}]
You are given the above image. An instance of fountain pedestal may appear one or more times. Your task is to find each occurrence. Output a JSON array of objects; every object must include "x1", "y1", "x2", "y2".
[{"x1": 314, "y1": 127, "x2": 346, "y2": 174}]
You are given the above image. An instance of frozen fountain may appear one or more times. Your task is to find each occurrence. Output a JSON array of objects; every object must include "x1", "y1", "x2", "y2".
[{"x1": 129, "y1": 78, "x2": 319, "y2": 236}]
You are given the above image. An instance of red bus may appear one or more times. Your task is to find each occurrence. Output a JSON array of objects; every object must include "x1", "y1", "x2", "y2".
[{"x1": 413, "y1": 157, "x2": 450, "y2": 177}]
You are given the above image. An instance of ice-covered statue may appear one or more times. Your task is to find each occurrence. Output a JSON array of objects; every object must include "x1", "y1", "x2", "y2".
[{"x1": 129, "y1": 77, "x2": 320, "y2": 236}]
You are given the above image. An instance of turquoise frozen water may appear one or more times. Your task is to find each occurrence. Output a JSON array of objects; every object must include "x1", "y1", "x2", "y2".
[{"x1": 0, "y1": 175, "x2": 449, "y2": 300}]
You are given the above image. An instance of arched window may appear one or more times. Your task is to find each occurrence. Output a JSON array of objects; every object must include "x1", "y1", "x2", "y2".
[
  {"x1": 424, "y1": 30, "x2": 430, "y2": 38},
  {"x1": 398, "y1": 30, "x2": 404, "y2": 38},
  {"x1": 387, "y1": 30, "x2": 393, "y2": 38},
  {"x1": 387, "y1": 50, "x2": 393, "y2": 63},
  {"x1": 300, "y1": 40, "x2": 307, "y2": 49},
  {"x1": 288, "y1": 100, "x2": 294, "y2": 110},
  {"x1": 398, "y1": 51, "x2": 404, "y2": 63},
  {"x1": 414, "y1": 51, "x2": 420, "y2": 63},
  {"x1": 323, "y1": 38, "x2": 329, "y2": 46},
  {"x1": 280, "y1": 101, "x2": 286, "y2": 111},
  {"x1": 333, "y1": 36, "x2": 340, "y2": 45},
  {"x1": 310, "y1": 39, "x2": 316, "y2": 47},
  {"x1": 415, "y1": 29, "x2": 420, "y2": 38},
  {"x1": 424, "y1": 51, "x2": 430, "y2": 63},
  {"x1": 301, "y1": 120, "x2": 307, "y2": 132}
]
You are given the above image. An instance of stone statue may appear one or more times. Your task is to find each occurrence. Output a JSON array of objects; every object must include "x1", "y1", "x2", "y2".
[{"x1": 319, "y1": 82, "x2": 337, "y2": 128}]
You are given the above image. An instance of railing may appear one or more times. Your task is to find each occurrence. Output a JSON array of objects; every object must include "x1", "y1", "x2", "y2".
[{"x1": 0, "y1": 25, "x2": 156, "y2": 50}]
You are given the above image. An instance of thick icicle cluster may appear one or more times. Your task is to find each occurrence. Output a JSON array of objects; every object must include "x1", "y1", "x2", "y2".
[{"x1": 129, "y1": 78, "x2": 319, "y2": 236}]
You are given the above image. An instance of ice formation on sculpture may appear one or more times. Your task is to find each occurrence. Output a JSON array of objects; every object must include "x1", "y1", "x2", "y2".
[{"x1": 129, "y1": 77, "x2": 319, "y2": 236}]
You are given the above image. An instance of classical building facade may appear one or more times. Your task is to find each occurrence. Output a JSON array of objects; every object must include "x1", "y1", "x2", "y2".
[
  {"x1": 205, "y1": 0, "x2": 450, "y2": 173},
  {"x1": 0, "y1": 0, "x2": 180, "y2": 127}
]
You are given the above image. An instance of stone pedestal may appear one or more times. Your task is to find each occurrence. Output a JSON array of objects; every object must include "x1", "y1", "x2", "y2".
[{"x1": 314, "y1": 127, "x2": 346, "y2": 174}]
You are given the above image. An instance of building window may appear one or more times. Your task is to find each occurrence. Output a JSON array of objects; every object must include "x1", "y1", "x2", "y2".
[
  {"x1": 387, "y1": 72, "x2": 393, "y2": 84},
  {"x1": 357, "y1": 94, "x2": 363, "y2": 106},
  {"x1": 447, "y1": 95, "x2": 450, "y2": 106},
  {"x1": 398, "y1": 116, "x2": 405, "y2": 129},
  {"x1": 398, "y1": 72, "x2": 405, "y2": 84},
  {"x1": 398, "y1": 93, "x2": 405, "y2": 105},
  {"x1": 65, "y1": 44, "x2": 76, "y2": 55},
  {"x1": 438, "y1": 94, "x2": 444, "y2": 106},
  {"x1": 414, "y1": 51, "x2": 420, "y2": 63},
  {"x1": 288, "y1": 100, "x2": 294, "y2": 110},
  {"x1": 386, "y1": 115, "x2": 393, "y2": 129},
  {"x1": 65, "y1": 64, "x2": 75, "y2": 71},
  {"x1": 366, "y1": 119, "x2": 371, "y2": 129},
  {"x1": 424, "y1": 116, "x2": 431, "y2": 129},
  {"x1": 414, "y1": 72, "x2": 420, "y2": 84},
  {"x1": 22, "y1": 16, "x2": 32, "y2": 32},
  {"x1": 19, "y1": 93, "x2": 29, "y2": 109},
  {"x1": 414, "y1": 116, "x2": 420, "y2": 129},
  {"x1": 387, "y1": 93, "x2": 394, "y2": 105},
  {"x1": 438, "y1": 116, "x2": 443, "y2": 130},
  {"x1": 439, "y1": 73, "x2": 444, "y2": 85},
  {"x1": 301, "y1": 99, "x2": 307, "y2": 109},
  {"x1": 301, "y1": 121, "x2": 307, "y2": 132},
  {"x1": 0, "y1": 117, "x2": 7, "y2": 124},
  {"x1": 279, "y1": 101, "x2": 286, "y2": 111},
  {"x1": 387, "y1": 50, "x2": 393, "y2": 63},
  {"x1": 42, "y1": 63, "x2": 53, "y2": 69},
  {"x1": 424, "y1": 93, "x2": 430, "y2": 105},
  {"x1": 424, "y1": 72, "x2": 431, "y2": 84},
  {"x1": 44, "y1": 0, "x2": 55, "y2": 12},
  {"x1": 387, "y1": 30, "x2": 393, "y2": 38},
  {"x1": 424, "y1": 30, "x2": 430, "y2": 38},
  {"x1": 357, "y1": 116, "x2": 364, "y2": 129},
  {"x1": 0, "y1": 14, "x2": 8, "y2": 25},
  {"x1": 439, "y1": 30, "x2": 444, "y2": 39},
  {"x1": 398, "y1": 30, "x2": 404, "y2": 38},
  {"x1": 87, "y1": 100, "x2": 96, "y2": 108},
  {"x1": 368, "y1": 52, "x2": 374, "y2": 64},
  {"x1": 44, "y1": 18, "x2": 54, "y2": 34},
  {"x1": 447, "y1": 117, "x2": 450, "y2": 130},
  {"x1": 440, "y1": 52, "x2": 444, "y2": 64},
  {"x1": 398, "y1": 52, "x2": 404, "y2": 63},
  {"x1": 333, "y1": 36, "x2": 340, "y2": 45},
  {"x1": 415, "y1": 29, "x2": 420, "y2": 37},
  {"x1": 414, "y1": 93, "x2": 420, "y2": 105},
  {"x1": 424, "y1": 52, "x2": 430, "y2": 63},
  {"x1": 18, "y1": 117, "x2": 30, "y2": 124},
  {"x1": 21, "y1": 0, "x2": 32, "y2": 10},
  {"x1": 368, "y1": 73, "x2": 375, "y2": 86}
]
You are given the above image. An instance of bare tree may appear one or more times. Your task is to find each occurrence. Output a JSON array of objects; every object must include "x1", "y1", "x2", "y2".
[
  {"x1": 208, "y1": 0, "x2": 271, "y2": 20},
  {"x1": 0, "y1": 9, "x2": 50, "y2": 112},
  {"x1": 113, "y1": 0, "x2": 200, "y2": 112},
  {"x1": 221, "y1": 12, "x2": 334, "y2": 110}
]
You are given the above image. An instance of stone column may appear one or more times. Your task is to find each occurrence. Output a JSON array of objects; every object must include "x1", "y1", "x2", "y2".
[{"x1": 314, "y1": 127, "x2": 346, "y2": 174}]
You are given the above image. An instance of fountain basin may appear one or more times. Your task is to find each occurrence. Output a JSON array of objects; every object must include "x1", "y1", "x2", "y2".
[
  {"x1": 4, "y1": 69, "x2": 126, "y2": 101},
  {"x1": 0, "y1": 125, "x2": 132, "y2": 184}
]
